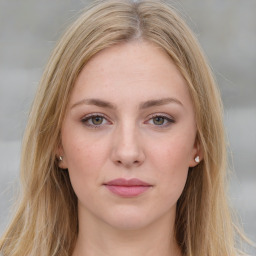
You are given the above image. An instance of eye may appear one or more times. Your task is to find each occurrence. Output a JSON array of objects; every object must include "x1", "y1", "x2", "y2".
[
  {"x1": 147, "y1": 114, "x2": 175, "y2": 127},
  {"x1": 152, "y1": 116, "x2": 166, "y2": 125},
  {"x1": 91, "y1": 116, "x2": 104, "y2": 125},
  {"x1": 81, "y1": 114, "x2": 110, "y2": 128}
]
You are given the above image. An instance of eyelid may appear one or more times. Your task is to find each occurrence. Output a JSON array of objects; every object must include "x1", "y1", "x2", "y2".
[
  {"x1": 81, "y1": 113, "x2": 112, "y2": 128},
  {"x1": 145, "y1": 113, "x2": 175, "y2": 126},
  {"x1": 148, "y1": 113, "x2": 174, "y2": 119},
  {"x1": 80, "y1": 112, "x2": 175, "y2": 129}
]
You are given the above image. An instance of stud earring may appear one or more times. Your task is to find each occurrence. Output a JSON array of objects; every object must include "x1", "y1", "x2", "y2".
[
  {"x1": 195, "y1": 156, "x2": 200, "y2": 163},
  {"x1": 59, "y1": 156, "x2": 63, "y2": 161}
]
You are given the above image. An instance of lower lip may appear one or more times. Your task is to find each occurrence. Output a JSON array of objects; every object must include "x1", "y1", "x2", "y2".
[{"x1": 105, "y1": 185, "x2": 151, "y2": 197}]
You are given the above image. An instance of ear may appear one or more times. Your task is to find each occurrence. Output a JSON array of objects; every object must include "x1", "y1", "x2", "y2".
[
  {"x1": 189, "y1": 138, "x2": 203, "y2": 168},
  {"x1": 56, "y1": 144, "x2": 68, "y2": 169}
]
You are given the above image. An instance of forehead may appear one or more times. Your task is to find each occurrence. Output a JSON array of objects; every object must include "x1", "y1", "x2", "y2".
[{"x1": 69, "y1": 41, "x2": 193, "y2": 110}]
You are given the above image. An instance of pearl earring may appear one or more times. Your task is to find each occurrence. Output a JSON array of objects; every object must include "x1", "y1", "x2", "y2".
[
  {"x1": 195, "y1": 156, "x2": 200, "y2": 163},
  {"x1": 59, "y1": 156, "x2": 63, "y2": 161}
]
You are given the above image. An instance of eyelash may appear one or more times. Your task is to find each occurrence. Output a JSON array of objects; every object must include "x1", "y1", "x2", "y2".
[
  {"x1": 147, "y1": 114, "x2": 175, "y2": 127},
  {"x1": 81, "y1": 113, "x2": 175, "y2": 129},
  {"x1": 81, "y1": 113, "x2": 109, "y2": 129}
]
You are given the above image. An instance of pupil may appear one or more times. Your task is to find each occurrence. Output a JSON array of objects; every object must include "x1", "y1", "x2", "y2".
[
  {"x1": 153, "y1": 117, "x2": 164, "y2": 125},
  {"x1": 92, "y1": 116, "x2": 103, "y2": 125}
]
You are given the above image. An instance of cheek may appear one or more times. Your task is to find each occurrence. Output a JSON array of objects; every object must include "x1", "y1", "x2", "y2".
[
  {"x1": 150, "y1": 133, "x2": 193, "y2": 171},
  {"x1": 63, "y1": 126, "x2": 107, "y2": 166},
  {"x1": 61, "y1": 130, "x2": 110, "y2": 191},
  {"x1": 148, "y1": 134, "x2": 193, "y2": 197}
]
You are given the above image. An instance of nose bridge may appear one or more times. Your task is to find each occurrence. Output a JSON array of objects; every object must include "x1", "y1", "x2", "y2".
[{"x1": 111, "y1": 118, "x2": 145, "y2": 167}]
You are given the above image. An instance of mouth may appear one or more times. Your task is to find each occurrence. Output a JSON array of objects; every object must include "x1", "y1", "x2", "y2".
[{"x1": 103, "y1": 178, "x2": 153, "y2": 197}]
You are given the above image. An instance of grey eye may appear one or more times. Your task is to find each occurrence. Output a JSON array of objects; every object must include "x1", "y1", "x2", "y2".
[
  {"x1": 91, "y1": 116, "x2": 104, "y2": 125},
  {"x1": 152, "y1": 116, "x2": 165, "y2": 125}
]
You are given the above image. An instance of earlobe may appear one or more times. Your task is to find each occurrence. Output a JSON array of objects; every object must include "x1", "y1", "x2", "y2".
[
  {"x1": 189, "y1": 140, "x2": 203, "y2": 167},
  {"x1": 56, "y1": 144, "x2": 68, "y2": 169},
  {"x1": 56, "y1": 154, "x2": 68, "y2": 169},
  {"x1": 189, "y1": 154, "x2": 203, "y2": 168}
]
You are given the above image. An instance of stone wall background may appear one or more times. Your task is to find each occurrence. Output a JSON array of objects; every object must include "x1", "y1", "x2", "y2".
[{"x1": 0, "y1": 0, "x2": 255, "y2": 253}]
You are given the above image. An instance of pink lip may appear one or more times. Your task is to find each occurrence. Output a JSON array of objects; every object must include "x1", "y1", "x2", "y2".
[{"x1": 104, "y1": 178, "x2": 152, "y2": 197}]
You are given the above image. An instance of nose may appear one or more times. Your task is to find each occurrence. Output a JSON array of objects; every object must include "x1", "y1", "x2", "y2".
[{"x1": 110, "y1": 123, "x2": 145, "y2": 168}]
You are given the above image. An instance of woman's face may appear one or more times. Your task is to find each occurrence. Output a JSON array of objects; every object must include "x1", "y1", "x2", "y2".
[{"x1": 59, "y1": 41, "x2": 199, "y2": 230}]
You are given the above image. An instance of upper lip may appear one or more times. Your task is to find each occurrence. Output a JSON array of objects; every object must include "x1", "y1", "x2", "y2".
[{"x1": 104, "y1": 178, "x2": 152, "y2": 186}]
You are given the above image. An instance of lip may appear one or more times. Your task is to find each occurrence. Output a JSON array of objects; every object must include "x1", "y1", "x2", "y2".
[
  {"x1": 104, "y1": 178, "x2": 153, "y2": 197},
  {"x1": 105, "y1": 178, "x2": 151, "y2": 186}
]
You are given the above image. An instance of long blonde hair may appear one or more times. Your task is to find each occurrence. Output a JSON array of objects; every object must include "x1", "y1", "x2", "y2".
[{"x1": 0, "y1": 0, "x2": 245, "y2": 255}]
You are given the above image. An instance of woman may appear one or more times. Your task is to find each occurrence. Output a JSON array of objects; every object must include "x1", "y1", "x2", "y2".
[{"x1": 0, "y1": 0, "x2": 248, "y2": 255}]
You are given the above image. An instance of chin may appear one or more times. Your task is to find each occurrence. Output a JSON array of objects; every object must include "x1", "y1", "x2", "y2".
[
  {"x1": 107, "y1": 218, "x2": 150, "y2": 231},
  {"x1": 102, "y1": 206, "x2": 156, "y2": 231}
]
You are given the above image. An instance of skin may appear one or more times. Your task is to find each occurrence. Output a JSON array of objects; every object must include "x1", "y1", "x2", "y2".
[{"x1": 58, "y1": 40, "x2": 201, "y2": 256}]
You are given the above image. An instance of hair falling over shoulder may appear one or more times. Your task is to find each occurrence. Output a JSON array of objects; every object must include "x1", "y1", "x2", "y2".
[{"x1": 0, "y1": 0, "x2": 252, "y2": 255}]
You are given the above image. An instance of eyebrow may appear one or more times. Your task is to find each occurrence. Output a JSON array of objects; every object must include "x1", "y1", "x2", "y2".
[
  {"x1": 71, "y1": 97, "x2": 183, "y2": 110},
  {"x1": 71, "y1": 98, "x2": 116, "y2": 109},
  {"x1": 139, "y1": 98, "x2": 183, "y2": 109}
]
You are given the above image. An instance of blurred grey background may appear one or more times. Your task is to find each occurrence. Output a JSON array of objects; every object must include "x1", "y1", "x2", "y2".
[{"x1": 0, "y1": 0, "x2": 255, "y2": 252}]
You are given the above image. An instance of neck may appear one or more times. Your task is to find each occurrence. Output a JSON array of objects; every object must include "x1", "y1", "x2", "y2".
[{"x1": 72, "y1": 207, "x2": 182, "y2": 256}]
